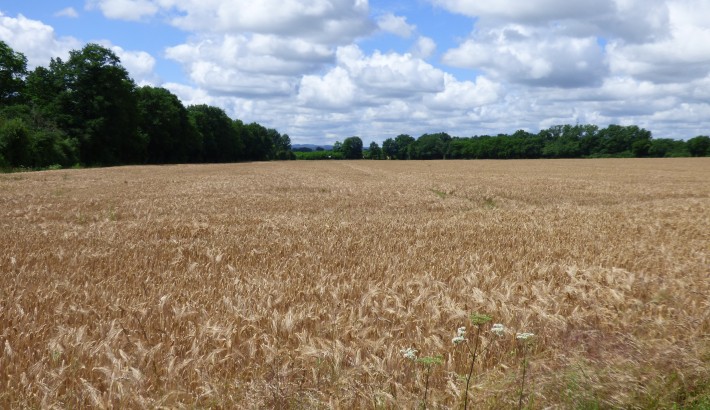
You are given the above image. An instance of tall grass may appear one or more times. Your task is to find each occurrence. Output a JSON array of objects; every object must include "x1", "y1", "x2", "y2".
[{"x1": 1, "y1": 159, "x2": 708, "y2": 408}]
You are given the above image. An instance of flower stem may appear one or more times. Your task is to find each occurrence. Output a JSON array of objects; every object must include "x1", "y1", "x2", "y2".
[
  {"x1": 422, "y1": 365, "x2": 432, "y2": 410},
  {"x1": 463, "y1": 325, "x2": 481, "y2": 410},
  {"x1": 518, "y1": 343, "x2": 529, "y2": 410}
]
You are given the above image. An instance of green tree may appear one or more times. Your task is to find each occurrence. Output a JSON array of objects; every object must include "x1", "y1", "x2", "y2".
[
  {"x1": 0, "y1": 41, "x2": 28, "y2": 106},
  {"x1": 597, "y1": 125, "x2": 651, "y2": 156},
  {"x1": 394, "y1": 134, "x2": 415, "y2": 159},
  {"x1": 244, "y1": 122, "x2": 271, "y2": 161},
  {"x1": 0, "y1": 118, "x2": 33, "y2": 167},
  {"x1": 648, "y1": 138, "x2": 689, "y2": 157},
  {"x1": 414, "y1": 133, "x2": 447, "y2": 159},
  {"x1": 188, "y1": 104, "x2": 242, "y2": 163},
  {"x1": 686, "y1": 135, "x2": 710, "y2": 157},
  {"x1": 273, "y1": 133, "x2": 293, "y2": 160},
  {"x1": 137, "y1": 86, "x2": 196, "y2": 164},
  {"x1": 367, "y1": 141, "x2": 382, "y2": 159},
  {"x1": 540, "y1": 125, "x2": 581, "y2": 158},
  {"x1": 38, "y1": 44, "x2": 143, "y2": 165},
  {"x1": 382, "y1": 138, "x2": 397, "y2": 159},
  {"x1": 341, "y1": 136, "x2": 363, "y2": 159}
]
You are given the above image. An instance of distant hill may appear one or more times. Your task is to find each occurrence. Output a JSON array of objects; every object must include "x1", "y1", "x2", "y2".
[{"x1": 292, "y1": 144, "x2": 334, "y2": 151}]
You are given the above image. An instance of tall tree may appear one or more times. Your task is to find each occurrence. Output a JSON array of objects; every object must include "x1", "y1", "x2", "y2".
[
  {"x1": 188, "y1": 104, "x2": 242, "y2": 162},
  {"x1": 0, "y1": 118, "x2": 32, "y2": 167},
  {"x1": 382, "y1": 138, "x2": 397, "y2": 159},
  {"x1": 394, "y1": 134, "x2": 415, "y2": 159},
  {"x1": 137, "y1": 86, "x2": 197, "y2": 164},
  {"x1": 39, "y1": 44, "x2": 143, "y2": 165},
  {"x1": 341, "y1": 136, "x2": 363, "y2": 159},
  {"x1": 244, "y1": 122, "x2": 271, "y2": 161},
  {"x1": 0, "y1": 41, "x2": 28, "y2": 106},
  {"x1": 367, "y1": 141, "x2": 382, "y2": 159},
  {"x1": 686, "y1": 135, "x2": 710, "y2": 157}
]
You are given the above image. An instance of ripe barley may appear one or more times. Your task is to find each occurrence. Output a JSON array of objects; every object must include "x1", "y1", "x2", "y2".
[{"x1": 0, "y1": 158, "x2": 708, "y2": 408}]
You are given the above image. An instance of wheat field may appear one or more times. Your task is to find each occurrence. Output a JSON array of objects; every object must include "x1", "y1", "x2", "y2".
[{"x1": 1, "y1": 159, "x2": 708, "y2": 409}]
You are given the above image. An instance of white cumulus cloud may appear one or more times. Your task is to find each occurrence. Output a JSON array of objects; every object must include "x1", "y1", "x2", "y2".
[
  {"x1": 86, "y1": 0, "x2": 159, "y2": 21},
  {"x1": 0, "y1": 12, "x2": 81, "y2": 68},
  {"x1": 411, "y1": 36, "x2": 436, "y2": 59},
  {"x1": 377, "y1": 13, "x2": 415, "y2": 38}
]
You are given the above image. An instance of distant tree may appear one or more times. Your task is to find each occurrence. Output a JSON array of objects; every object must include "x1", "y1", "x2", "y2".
[
  {"x1": 686, "y1": 135, "x2": 710, "y2": 157},
  {"x1": 414, "y1": 133, "x2": 447, "y2": 159},
  {"x1": 597, "y1": 124, "x2": 651, "y2": 156},
  {"x1": 342, "y1": 136, "x2": 363, "y2": 159},
  {"x1": 382, "y1": 138, "x2": 397, "y2": 159},
  {"x1": 394, "y1": 134, "x2": 415, "y2": 159},
  {"x1": 540, "y1": 125, "x2": 581, "y2": 158},
  {"x1": 631, "y1": 139, "x2": 651, "y2": 157},
  {"x1": 367, "y1": 141, "x2": 382, "y2": 159},
  {"x1": 648, "y1": 138, "x2": 689, "y2": 157},
  {"x1": 271, "y1": 131, "x2": 293, "y2": 160}
]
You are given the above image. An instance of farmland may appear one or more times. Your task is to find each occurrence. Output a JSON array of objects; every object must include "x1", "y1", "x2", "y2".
[{"x1": 1, "y1": 159, "x2": 709, "y2": 408}]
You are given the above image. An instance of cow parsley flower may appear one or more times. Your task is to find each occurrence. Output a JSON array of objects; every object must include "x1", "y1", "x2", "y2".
[
  {"x1": 491, "y1": 323, "x2": 506, "y2": 336},
  {"x1": 452, "y1": 326, "x2": 467, "y2": 345},
  {"x1": 400, "y1": 347, "x2": 418, "y2": 360},
  {"x1": 516, "y1": 332, "x2": 534, "y2": 340}
]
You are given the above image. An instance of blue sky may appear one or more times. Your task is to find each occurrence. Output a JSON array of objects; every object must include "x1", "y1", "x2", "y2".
[{"x1": 2, "y1": 0, "x2": 709, "y2": 144}]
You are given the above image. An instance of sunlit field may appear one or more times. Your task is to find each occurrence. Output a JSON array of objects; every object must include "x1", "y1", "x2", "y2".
[{"x1": 1, "y1": 159, "x2": 708, "y2": 408}]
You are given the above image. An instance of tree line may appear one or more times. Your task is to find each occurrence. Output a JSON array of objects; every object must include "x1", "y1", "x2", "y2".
[
  {"x1": 0, "y1": 41, "x2": 293, "y2": 169},
  {"x1": 297, "y1": 127, "x2": 709, "y2": 160},
  {"x1": 2, "y1": 40, "x2": 708, "y2": 169}
]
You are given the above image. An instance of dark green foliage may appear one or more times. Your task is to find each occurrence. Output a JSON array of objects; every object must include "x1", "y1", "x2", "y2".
[
  {"x1": 0, "y1": 118, "x2": 32, "y2": 167},
  {"x1": 243, "y1": 122, "x2": 272, "y2": 161},
  {"x1": 394, "y1": 134, "x2": 415, "y2": 159},
  {"x1": 648, "y1": 138, "x2": 689, "y2": 157},
  {"x1": 0, "y1": 41, "x2": 291, "y2": 170},
  {"x1": 188, "y1": 105, "x2": 241, "y2": 163},
  {"x1": 273, "y1": 133, "x2": 293, "y2": 160},
  {"x1": 366, "y1": 141, "x2": 382, "y2": 159},
  {"x1": 686, "y1": 136, "x2": 710, "y2": 157},
  {"x1": 301, "y1": 124, "x2": 704, "y2": 161},
  {"x1": 60, "y1": 44, "x2": 143, "y2": 165},
  {"x1": 0, "y1": 41, "x2": 28, "y2": 106},
  {"x1": 341, "y1": 136, "x2": 363, "y2": 159},
  {"x1": 412, "y1": 133, "x2": 449, "y2": 159},
  {"x1": 382, "y1": 137, "x2": 397, "y2": 159},
  {"x1": 137, "y1": 86, "x2": 196, "y2": 164}
]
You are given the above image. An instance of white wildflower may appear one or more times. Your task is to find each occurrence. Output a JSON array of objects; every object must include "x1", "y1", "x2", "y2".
[
  {"x1": 452, "y1": 326, "x2": 467, "y2": 345},
  {"x1": 516, "y1": 332, "x2": 535, "y2": 340},
  {"x1": 400, "y1": 347, "x2": 418, "y2": 360},
  {"x1": 491, "y1": 323, "x2": 506, "y2": 336}
]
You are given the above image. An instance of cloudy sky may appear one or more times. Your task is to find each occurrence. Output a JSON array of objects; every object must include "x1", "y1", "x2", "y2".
[{"x1": 2, "y1": 0, "x2": 709, "y2": 144}]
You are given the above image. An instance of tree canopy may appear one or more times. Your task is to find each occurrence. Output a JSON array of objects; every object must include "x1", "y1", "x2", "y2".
[{"x1": 0, "y1": 41, "x2": 293, "y2": 169}]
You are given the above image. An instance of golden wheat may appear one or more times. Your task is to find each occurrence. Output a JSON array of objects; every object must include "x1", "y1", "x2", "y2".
[{"x1": 1, "y1": 158, "x2": 708, "y2": 408}]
